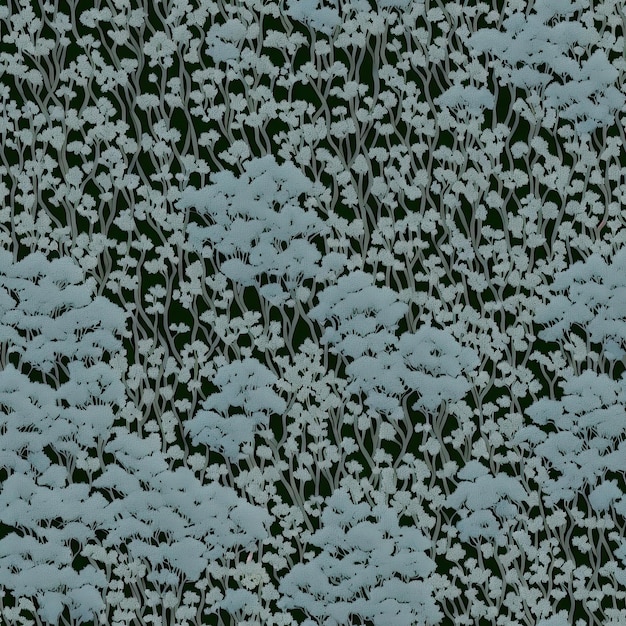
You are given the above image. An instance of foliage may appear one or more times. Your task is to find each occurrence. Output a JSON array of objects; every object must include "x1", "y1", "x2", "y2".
[
  {"x1": 2, "y1": 0, "x2": 626, "y2": 624},
  {"x1": 278, "y1": 489, "x2": 442, "y2": 626}
]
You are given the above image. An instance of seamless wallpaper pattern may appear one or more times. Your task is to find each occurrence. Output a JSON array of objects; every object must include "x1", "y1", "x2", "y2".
[{"x1": 1, "y1": 0, "x2": 626, "y2": 625}]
